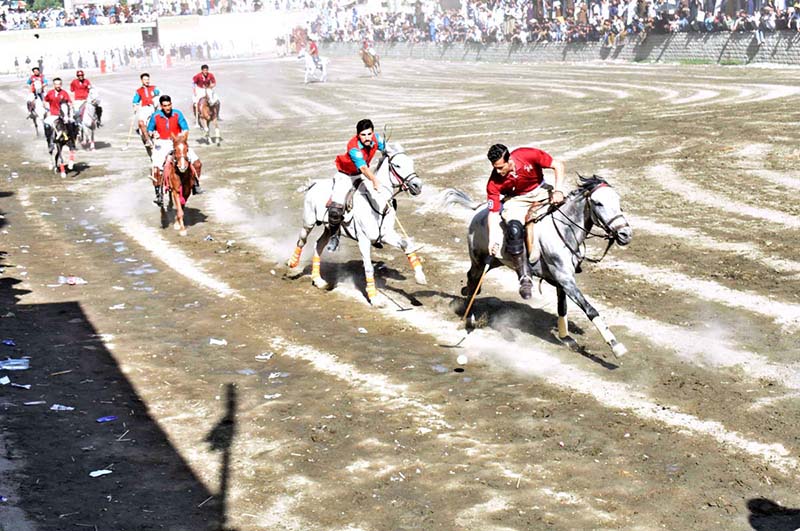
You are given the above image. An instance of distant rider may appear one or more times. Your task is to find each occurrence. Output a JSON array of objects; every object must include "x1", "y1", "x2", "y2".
[
  {"x1": 70, "y1": 69, "x2": 103, "y2": 127},
  {"x1": 191, "y1": 64, "x2": 218, "y2": 127},
  {"x1": 132, "y1": 72, "x2": 160, "y2": 151},
  {"x1": 327, "y1": 118, "x2": 385, "y2": 251},
  {"x1": 308, "y1": 37, "x2": 322, "y2": 70}
]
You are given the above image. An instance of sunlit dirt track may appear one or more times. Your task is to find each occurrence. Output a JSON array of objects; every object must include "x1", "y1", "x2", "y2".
[{"x1": 1, "y1": 56, "x2": 799, "y2": 530}]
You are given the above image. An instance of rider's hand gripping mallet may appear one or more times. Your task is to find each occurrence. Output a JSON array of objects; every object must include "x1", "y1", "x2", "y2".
[{"x1": 462, "y1": 257, "x2": 492, "y2": 324}]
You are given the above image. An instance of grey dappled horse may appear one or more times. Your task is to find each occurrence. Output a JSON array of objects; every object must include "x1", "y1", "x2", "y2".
[
  {"x1": 447, "y1": 175, "x2": 632, "y2": 357},
  {"x1": 78, "y1": 87, "x2": 100, "y2": 150},
  {"x1": 287, "y1": 143, "x2": 426, "y2": 306}
]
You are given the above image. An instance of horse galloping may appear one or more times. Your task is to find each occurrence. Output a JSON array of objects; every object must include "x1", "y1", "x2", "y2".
[
  {"x1": 27, "y1": 96, "x2": 45, "y2": 137},
  {"x1": 360, "y1": 49, "x2": 381, "y2": 77},
  {"x1": 447, "y1": 175, "x2": 632, "y2": 357},
  {"x1": 77, "y1": 87, "x2": 100, "y2": 150},
  {"x1": 287, "y1": 144, "x2": 426, "y2": 306},
  {"x1": 298, "y1": 50, "x2": 329, "y2": 84},
  {"x1": 157, "y1": 132, "x2": 198, "y2": 236},
  {"x1": 50, "y1": 102, "x2": 78, "y2": 178},
  {"x1": 198, "y1": 87, "x2": 221, "y2": 145}
]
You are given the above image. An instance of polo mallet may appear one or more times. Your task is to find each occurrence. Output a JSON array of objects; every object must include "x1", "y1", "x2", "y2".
[
  {"x1": 378, "y1": 289, "x2": 411, "y2": 312},
  {"x1": 462, "y1": 257, "x2": 492, "y2": 323},
  {"x1": 122, "y1": 111, "x2": 136, "y2": 151}
]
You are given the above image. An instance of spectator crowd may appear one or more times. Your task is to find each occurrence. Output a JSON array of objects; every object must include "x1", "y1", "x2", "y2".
[{"x1": 306, "y1": 0, "x2": 800, "y2": 46}]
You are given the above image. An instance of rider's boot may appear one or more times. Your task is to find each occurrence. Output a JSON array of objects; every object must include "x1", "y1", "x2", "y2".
[
  {"x1": 326, "y1": 203, "x2": 345, "y2": 252},
  {"x1": 505, "y1": 220, "x2": 533, "y2": 300},
  {"x1": 153, "y1": 185, "x2": 163, "y2": 207},
  {"x1": 191, "y1": 160, "x2": 204, "y2": 195},
  {"x1": 96, "y1": 105, "x2": 103, "y2": 127}
]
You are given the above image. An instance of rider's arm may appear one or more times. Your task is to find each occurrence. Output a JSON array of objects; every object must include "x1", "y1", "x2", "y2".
[
  {"x1": 176, "y1": 110, "x2": 189, "y2": 131},
  {"x1": 376, "y1": 133, "x2": 385, "y2": 153},
  {"x1": 548, "y1": 158, "x2": 566, "y2": 203},
  {"x1": 146, "y1": 112, "x2": 157, "y2": 134},
  {"x1": 132, "y1": 92, "x2": 141, "y2": 106},
  {"x1": 349, "y1": 147, "x2": 380, "y2": 190},
  {"x1": 486, "y1": 177, "x2": 503, "y2": 256}
]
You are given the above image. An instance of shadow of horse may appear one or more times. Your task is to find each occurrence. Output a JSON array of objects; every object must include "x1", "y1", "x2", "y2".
[
  {"x1": 92, "y1": 140, "x2": 112, "y2": 150},
  {"x1": 748, "y1": 498, "x2": 800, "y2": 531},
  {"x1": 161, "y1": 206, "x2": 208, "y2": 230}
]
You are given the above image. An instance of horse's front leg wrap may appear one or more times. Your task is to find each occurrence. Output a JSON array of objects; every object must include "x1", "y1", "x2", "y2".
[
  {"x1": 406, "y1": 251, "x2": 427, "y2": 285},
  {"x1": 311, "y1": 255, "x2": 322, "y2": 282},
  {"x1": 365, "y1": 275, "x2": 377, "y2": 300},
  {"x1": 591, "y1": 315, "x2": 627, "y2": 357},
  {"x1": 288, "y1": 246, "x2": 303, "y2": 269}
]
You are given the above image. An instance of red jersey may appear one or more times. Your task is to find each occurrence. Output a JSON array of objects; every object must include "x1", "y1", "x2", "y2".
[
  {"x1": 308, "y1": 42, "x2": 319, "y2": 56},
  {"x1": 335, "y1": 133, "x2": 383, "y2": 176},
  {"x1": 44, "y1": 88, "x2": 72, "y2": 116},
  {"x1": 28, "y1": 74, "x2": 46, "y2": 93},
  {"x1": 486, "y1": 147, "x2": 553, "y2": 213},
  {"x1": 136, "y1": 85, "x2": 158, "y2": 106},
  {"x1": 192, "y1": 72, "x2": 216, "y2": 88},
  {"x1": 70, "y1": 78, "x2": 92, "y2": 99}
]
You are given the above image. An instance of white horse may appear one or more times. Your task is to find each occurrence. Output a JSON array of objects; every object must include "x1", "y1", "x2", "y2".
[
  {"x1": 446, "y1": 175, "x2": 633, "y2": 357},
  {"x1": 298, "y1": 50, "x2": 329, "y2": 84},
  {"x1": 78, "y1": 87, "x2": 100, "y2": 150},
  {"x1": 287, "y1": 143, "x2": 426, "y2": 306}
]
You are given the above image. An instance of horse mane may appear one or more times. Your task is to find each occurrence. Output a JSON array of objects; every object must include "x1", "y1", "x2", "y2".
[
  {"x1": 385, "y1": 142, "x2": 403, "y2": 156},
  {"x1": 575, "y1": 173, "x2": 609, "y2": 193}
]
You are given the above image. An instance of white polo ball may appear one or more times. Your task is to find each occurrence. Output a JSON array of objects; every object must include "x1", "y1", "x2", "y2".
[{"x1": 456, "y1": 354, "x2": 468, "y2": 365}]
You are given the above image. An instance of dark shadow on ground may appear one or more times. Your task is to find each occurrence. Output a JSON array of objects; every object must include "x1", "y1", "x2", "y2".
[
  {"x1": 91, "y1": 141, "x2": 112, "y2": 150},
  {"x1": 0, "y1": 248, "x2": 228, "y2": 530},
  {"x1": 748, "y1": 498, "x2": 800, "y2": 531},
  {"x1": 206, "y1": 383, "x2": 238, "y2": 531}
]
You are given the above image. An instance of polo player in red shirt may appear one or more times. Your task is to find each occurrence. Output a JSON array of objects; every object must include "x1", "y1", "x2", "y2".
[
  {"x1": 326, "y1": 118, "x2": 385, "y2": 251},
  {"x1": 192, "y1": 64, "x2": 218, "y2": 127},
  {"x1": 486, "y1": 143, "x2": 566, "y2": 299},
  {"x1": 132, "y1": 72, "x2": 160, "y2": 150},
  {"x1": 70, "y1": 69, "x2": 103, "y2": 127},
  {"x1": 43, "y1": 77, "x2": 73, "y2": 153}
]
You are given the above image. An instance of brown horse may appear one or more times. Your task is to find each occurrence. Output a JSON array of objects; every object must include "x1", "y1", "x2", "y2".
[
  {"x1": 360, "y1": 49, "x2": 381, "y2": 77},
  {"x1": 198, "y1": 87, "x2": 221, "y2": 145},
  {"x1": 158, "y1": 132, "x2": 201, "y2": 236}
]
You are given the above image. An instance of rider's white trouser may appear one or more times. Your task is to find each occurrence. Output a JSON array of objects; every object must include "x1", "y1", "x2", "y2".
[
  {"x1": 44, "y1": 115, "x2": 58, "y2": 127},
  {"x1": 501, "y1": 185, "x2": 551, "y2": 224},
  {"x1": 152, "y1": 138, "x2": 199, "y2": 169},
  {"x1": 136, "y1": 104, "x2": 155, "y2": 124}
]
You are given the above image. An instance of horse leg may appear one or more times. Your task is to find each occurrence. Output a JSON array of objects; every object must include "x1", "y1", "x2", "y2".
[
  {"x1": 171, "y1": 172, "x2": 186, "y2": 235},
  {"x1": 311, "y1": 231, "x2": 330, "y2": 289},
  {"x1": 556, "y1": 286, "x2": 569, "y2": 339},
  {"x1": 357, "y1": 235, "x2": 382, "y2": 305},
  {"x1": 557, "y1": 275, "x2": 627, "y2": 357},
  {"x1": 383, "y1": 230, "x2": 427, "y2": 285},
  {"x1": 287, "y1": 224, "x2": 313, "y2": 268}
]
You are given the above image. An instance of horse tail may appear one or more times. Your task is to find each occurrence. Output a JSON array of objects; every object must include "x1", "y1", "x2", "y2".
[
  {"x1": 296, "y1": 179, "x2": 317, "y2": 194},
  {"x1": 438, "y1": 188, "x2": 485, "y2": 211}
]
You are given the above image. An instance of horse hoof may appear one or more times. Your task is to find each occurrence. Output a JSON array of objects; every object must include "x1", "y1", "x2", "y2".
[
  {"x1": 179, "y1": 230, "x2": 188, "y2": 237},
  {"x1": 414, "y1": 272, "x2": 428, "y2": 285},
  {"x1": 611, "y1": 341, "x2": 628, "y2": 358},
  {"x1": 60, "y1": 172, "x2": 66, "y2": 178},
  {"x1": 287, "y1": 259, "x2": 300, "y2": 269},
  {"x1": 370, "y1": 293, "x2": 387, "y2": 308},
  {"x1": 173, "y1": 222, "x2": 181, "y2": 230},
  {"x1": 312, "y1": 277, "x2": 329, "y2": 290},
  {"x1": 67, "y1": 161, "x2": 74, "y2": 170}
]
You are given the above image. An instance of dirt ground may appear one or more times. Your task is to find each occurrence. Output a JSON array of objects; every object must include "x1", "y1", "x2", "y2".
[{"x1": 1, "y1": 56, "x2": 800, "y2": 531}]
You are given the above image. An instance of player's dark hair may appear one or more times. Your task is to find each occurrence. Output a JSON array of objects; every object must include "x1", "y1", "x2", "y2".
[
  {"x1": 159, "y1": 95, "x2": 171, "y2": 104},
  {"x1": 356, "y1": 119, "x2": 374, "y2": 134},
  {"x1": 140, "y1": 72, "x2": 150, "y2": 80},
  {"x1": 487, "y1": 144, "x2": 510, "y2": 164}
]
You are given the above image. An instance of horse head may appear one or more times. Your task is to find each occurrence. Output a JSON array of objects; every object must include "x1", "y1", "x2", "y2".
[
  {"x1": 171, "y1": 131, "x2": 190, "y2": 173},
  {"x1": 580, "y1": 175, "x2": 632, "y2": 246},
  {"x1": 88, "y1": 87, "x2": 99, "y2": 104},
  {"x1": 59, "y1": 101, "x2": 72, "y2": 123},
  {"x1": 382, "y1": 143, "x2": 422, "y2": 196},
  {"x1": 205, "y1": 87, "x2": 218, "y2": 105}
]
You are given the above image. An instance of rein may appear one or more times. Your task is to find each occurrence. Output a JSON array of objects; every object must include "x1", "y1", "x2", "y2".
[{"x1": 545, "y1": 184, "x2": 619, "y2": 267}]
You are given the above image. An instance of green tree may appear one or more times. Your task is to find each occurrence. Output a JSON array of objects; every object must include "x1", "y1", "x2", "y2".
[{"x1": 31, "y1": 0, "x2": 62, "y2": 11}]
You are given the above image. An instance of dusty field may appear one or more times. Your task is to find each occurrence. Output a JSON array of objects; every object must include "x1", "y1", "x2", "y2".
[{"x1": 1, "y1": 56, "x2": 800, "y2": 531}]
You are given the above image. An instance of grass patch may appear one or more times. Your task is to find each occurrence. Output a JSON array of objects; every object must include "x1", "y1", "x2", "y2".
[
  {"x1": 677, "y1": 58, "x2": 715, "y2": 65},
  {"x1": 719, "y1": 58, "x2": 745, "y2": 65}
]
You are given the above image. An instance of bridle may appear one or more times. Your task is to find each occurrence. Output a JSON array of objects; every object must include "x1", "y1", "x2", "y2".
[
  {"x1": 550, "y1": 182, "x2": 629, "y2": 266},
  {"x1": 378, "y1": 151, "x2": 419, "y2": 198}
]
